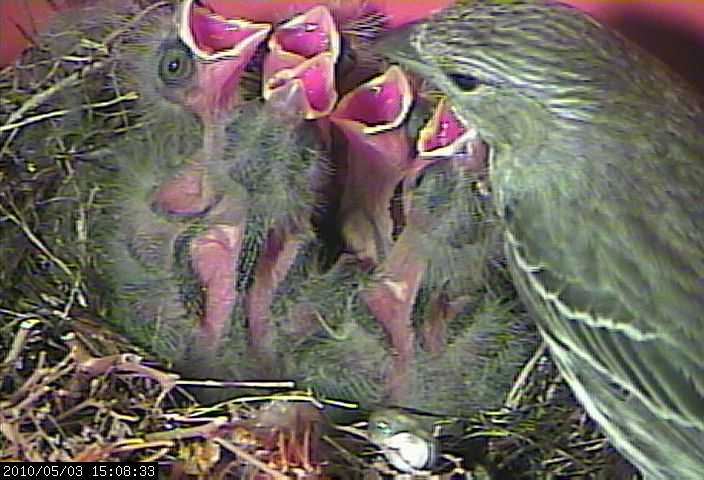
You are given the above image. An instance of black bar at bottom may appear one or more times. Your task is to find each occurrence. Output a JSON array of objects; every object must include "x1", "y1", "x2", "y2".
[{"x1": 0, "y1": 462, "x2": 158, "y2": 480}]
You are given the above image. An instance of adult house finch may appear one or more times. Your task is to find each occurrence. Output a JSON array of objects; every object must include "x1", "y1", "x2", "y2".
[{"x1": 379, "y1": 1, "x2": 704, "y2": 479}]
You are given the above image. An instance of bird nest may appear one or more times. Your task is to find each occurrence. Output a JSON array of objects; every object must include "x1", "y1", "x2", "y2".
[{"x1": 0, "y1": 1, "x2": 633, "y2": 478}]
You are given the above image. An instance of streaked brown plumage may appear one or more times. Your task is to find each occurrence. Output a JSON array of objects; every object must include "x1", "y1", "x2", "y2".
[{"x1": 378, "y1": 1, "x2": 704, "y2": 478}]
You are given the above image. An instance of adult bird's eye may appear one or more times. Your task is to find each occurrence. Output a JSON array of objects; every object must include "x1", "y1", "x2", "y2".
[
  {"x1": 448, "y1": 72, "x2": 480, "y2": 91},
  {"x1": 158, "y1": 42, "x2": 195, "y2": 86}
]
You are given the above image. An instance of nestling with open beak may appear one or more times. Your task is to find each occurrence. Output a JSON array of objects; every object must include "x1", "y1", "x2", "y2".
[{"x1": 91, "y1": 0, "x2": 273, "y2": 372}]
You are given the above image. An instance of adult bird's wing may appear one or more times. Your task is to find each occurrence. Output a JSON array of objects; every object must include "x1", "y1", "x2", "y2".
[{"x1": 502, "y1": 123, "x2": 704, "y2": 479}]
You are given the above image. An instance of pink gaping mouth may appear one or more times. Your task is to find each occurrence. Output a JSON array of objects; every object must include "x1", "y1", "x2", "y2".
[
  {"x1": 264, "y1": 52, "x2": 337, "y2": 118},
  {"x1": 179, "y1": 0, "x2": 271, "y2": 60},
  {"x1": 269, "y1": 5, "x2": 340, "y2": 61},
  {"x1": 331, "y1": 65, "x2": 412, "y2": 134},
  {"x1": 177, "y1": 0, "x2": 272, "y2": 117},
  {"x1": 263, "y1": 6, "x2": 340, "y2": 118},
  {"x1": 417, "y1": 97, "x2": 476, "y2": 157}
]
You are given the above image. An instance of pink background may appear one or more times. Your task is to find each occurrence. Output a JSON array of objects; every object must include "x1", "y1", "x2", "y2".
[{"x1": 1, "y1": 1, "x2": 703, "y2": 92}]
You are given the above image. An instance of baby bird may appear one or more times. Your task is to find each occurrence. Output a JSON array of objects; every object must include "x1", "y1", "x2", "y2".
[
  {"x1": 96, "y1": 2, "x2": 349, "y2": 386},
  {"x1": 86, "y1": 0, "x2": 274, "y2": 373},
  {"x1": 368, "y1": 409, "x2": 439, "y2": 474}
]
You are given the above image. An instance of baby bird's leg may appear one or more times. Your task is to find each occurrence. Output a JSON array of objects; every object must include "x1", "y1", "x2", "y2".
[
  {"x1": 420, "y1": 287, "x2": 473, "y2": 355},
  {"x1": 362, "y1": 231, "x2": 426, "y2": 402},
  {"x1": 189, "y1": 218, "x2": 245, "y2": 348},
  {"x1": 246, "y1": 222, "x2": 311, "y2": 353},
  {"x1": 239, "y1": 6, "x2": 341, "y2": 353},
  {"x1": 190, "y1": 123, "x2": 251, "y2": 351}
]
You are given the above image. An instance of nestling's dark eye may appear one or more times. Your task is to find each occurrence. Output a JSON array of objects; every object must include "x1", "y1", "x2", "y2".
[
  {"x1": 167, "y1": 59, "x2": 180, "y2": 73},
  {"x1": 158, "y1": 41, "x2": 195, "y2": 86},
  {"x1": 448, "y1": 72, "x2": 480, "y2": 91},
  {"x1": 375, "y1": 421, "x2": 392, "y2": 435}
]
